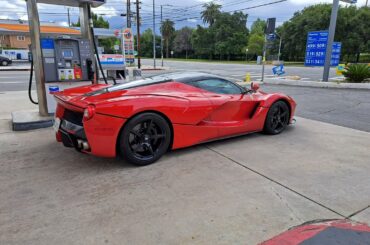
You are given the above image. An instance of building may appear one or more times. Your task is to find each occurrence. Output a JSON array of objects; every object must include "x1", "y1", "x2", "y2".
[
  {"x1": 0, "y1": 19, "x2": 118, "y2": 55},
  {"x1": 0, "y1": 19, "x2": 81, "y2": 49}
]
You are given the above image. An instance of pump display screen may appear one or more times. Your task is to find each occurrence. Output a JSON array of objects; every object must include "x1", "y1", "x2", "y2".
[{"x1": 62, "y1": 49, "x2": 73, "y2": 58}]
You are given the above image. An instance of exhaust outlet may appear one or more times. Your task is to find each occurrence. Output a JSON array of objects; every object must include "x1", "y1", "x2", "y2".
[{"x1": 77, "y1": 139, "x2": 90, "y2": 150}]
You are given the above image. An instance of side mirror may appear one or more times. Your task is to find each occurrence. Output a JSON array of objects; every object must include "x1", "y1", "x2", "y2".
[{"x1": 251, "y1": 82, "x2": 260, "y2": 91}]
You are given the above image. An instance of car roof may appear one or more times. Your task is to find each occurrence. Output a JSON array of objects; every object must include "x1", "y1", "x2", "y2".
[
  {"x1": 106, "y1": 72, "x2": 223, "y2": 93},
  {"x1": 151, "y1": 72, "x2": 222, "y2": 81}
]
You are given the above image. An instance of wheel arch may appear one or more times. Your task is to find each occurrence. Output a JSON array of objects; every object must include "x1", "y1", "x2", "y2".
[{"x1": 115, "y1": 110, "x2": 174, "y2": 157}]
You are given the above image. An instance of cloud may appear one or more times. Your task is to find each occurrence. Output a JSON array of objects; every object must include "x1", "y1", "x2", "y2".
[{"x1": 187, "y1": 18, "x2": 198, "y2": 23}]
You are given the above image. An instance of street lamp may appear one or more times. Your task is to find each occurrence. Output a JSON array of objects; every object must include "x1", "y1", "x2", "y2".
[
  {"x1": 245, "y1": 48, "x2": 249, "y2": 61},
  {"x1": 275, "y1": 32, "x2": 282, "y2": 62}
]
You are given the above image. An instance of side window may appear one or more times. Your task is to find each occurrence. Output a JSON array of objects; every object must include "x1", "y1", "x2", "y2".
[{"x1": 191, "y1": 79, "x2": 242, "y2": 95}]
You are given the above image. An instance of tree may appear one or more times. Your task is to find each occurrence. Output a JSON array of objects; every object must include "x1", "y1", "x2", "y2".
[
  {"x1": 212, "y1": 12, "x2": 249, "y2": 60},
  {"x1": 160, "y1": 19, "x2": 175, "y2": 58},
  {"x1": 173, "y1": 27, "x2": 193, "y2": 59},
  {"x1": 250, "y1": 18, "x2": 266, "y2": 35},
  {"x1": 278, "y1": 4, "x2": 370, "y2": 62},
  {"x1": 247, "y1": 34, "x2": 264, "y2": 57},
  {"x1": 139, "y1": 28, "x2": 161, "y2": 58},
  {"x1": 72, "y1": 13, "x2": 114, "y2": 53},
  {"x1": 192, "y1": 25, "x2": 216, "y2": 59},
  {"x1": 72, "y1": 12, "x2": 109, "y2": 28},
  {"x1": 246, "y1": 18, "x2": 266, "y2": 59},
  {"x1": 201, "y1": 2, "x2": 221, "y2": 26}
]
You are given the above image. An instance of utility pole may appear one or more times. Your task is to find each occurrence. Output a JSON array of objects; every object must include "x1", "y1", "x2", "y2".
[
  {"x1": 323, "y1": 0, "x2": 339, "y2": 82},
  {"x1": 261, "y1": 34, "x2": 267, "y2": 82},
  {"x1": 152, "y1": 0, "x2": 156, "y2": 68},
  {"x1": 159, "y1": 4, "x2": 171, "y2": 67},
  {"x1": 135, "y1": 0, "x2": 141, "y2": 69},
  {"x1": 161, "y1": 5, "x2": 163, "y2": 67},
  {"x1": 67, "y1": 8, "x2": 71, "y2": 27},
  {"x1": 127, "y1": 0, "x2": 131, "y2": 28}
]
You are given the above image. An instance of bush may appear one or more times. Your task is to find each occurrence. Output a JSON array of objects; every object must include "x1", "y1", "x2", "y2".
[{"x1": 342, "y1": 64, "x2": 370, "y2": 83}]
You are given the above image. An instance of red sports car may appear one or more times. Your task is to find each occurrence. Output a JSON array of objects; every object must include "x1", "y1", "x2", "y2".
[{"x1": 54, "y1": 72, "x2": 296, "y2": 165}]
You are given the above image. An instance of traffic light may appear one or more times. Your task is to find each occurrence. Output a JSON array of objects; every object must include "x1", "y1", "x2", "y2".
[{"x1": 265, "y1": 18, "x2": 276, "y2": 35}]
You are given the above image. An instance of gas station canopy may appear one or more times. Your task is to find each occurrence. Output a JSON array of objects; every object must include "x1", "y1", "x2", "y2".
[{"x1": 37, "y1": 0, "x2": 106, "y2": 8}]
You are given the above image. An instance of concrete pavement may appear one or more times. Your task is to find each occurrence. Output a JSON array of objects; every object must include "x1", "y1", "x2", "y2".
[{"x1": 0, "y1": 91, "x2": 370, "y2": 244}]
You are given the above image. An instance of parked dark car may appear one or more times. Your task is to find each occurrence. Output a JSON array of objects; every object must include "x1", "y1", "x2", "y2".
[{"x1": 0, "y1": 56, "x2": 12, "y2": 66}]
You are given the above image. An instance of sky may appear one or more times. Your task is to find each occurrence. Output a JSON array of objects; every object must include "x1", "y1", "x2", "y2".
[{"x1": 0, "y1": 0, "x2": 367, "y2": 31}]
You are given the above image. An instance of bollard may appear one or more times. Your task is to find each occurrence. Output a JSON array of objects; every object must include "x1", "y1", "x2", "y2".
[{"x1": 245, "y1": 72, "x2": 251, "y2": 83}]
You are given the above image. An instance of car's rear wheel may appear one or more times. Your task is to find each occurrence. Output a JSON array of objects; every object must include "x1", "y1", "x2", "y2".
[
  {"x1": 2, "y1": 60, "x2": 8, "y2": 66},
  {"x1": 119, "y1": 112, "x2": 171, "y2": 166},
  {"x1": 264, "y1": 101, "x2": 290, "y2": 135}
]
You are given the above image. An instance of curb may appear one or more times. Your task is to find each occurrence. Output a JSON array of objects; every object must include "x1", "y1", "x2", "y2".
[
  {"x1": 11, "y1": 110, "x2": 53, "y2": 131},
  {"x1": 263, "y1": 78, "x2": 370, "y2": 90},
  {"x1": 0, "y1": 68, "x2": 31, "y2": 71}
]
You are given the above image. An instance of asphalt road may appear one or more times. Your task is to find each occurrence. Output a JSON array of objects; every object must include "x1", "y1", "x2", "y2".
[
  {"x1": 0, "y1": 71, "x2": 35, "y2": 92},
  {"x1": 142, "y1": 59, "x2": 339, "y2": 81},
  {"x1": 0, "y1": 62, "x2": 369, "y2": 132}
]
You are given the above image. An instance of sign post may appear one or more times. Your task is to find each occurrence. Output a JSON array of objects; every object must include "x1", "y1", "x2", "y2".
[
  {"x1": 123, "y1": 28, "x2": 135, "y2": 65},
  {"x1": 322, "y1": 0, "x2": 357, "y2": 81},
  {"x1": 323, "y1": 0, "x2": 339, "y2": 82}
]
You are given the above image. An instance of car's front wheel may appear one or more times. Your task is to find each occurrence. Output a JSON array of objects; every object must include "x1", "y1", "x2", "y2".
[
  {"x1": 264, "y1": 101, "x2": 290, "y2": 135},
  {"x1": 1, "y1": 60, "x2": 8, "y2": 66},
  {"x1": 119, "y1": 112, "x2": 171, "y2": 166}
]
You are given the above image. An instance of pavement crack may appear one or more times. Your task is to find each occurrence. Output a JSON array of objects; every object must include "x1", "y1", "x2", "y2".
[
  {"x1": 271, "y1": 186, "x2": 304, "y2": 223},
  {"x1": 346, "y1": 205, "x2": 370, "y2": 219},
  {"x1": 205, "y1": 146, "x2": 346, "y2": 218}
]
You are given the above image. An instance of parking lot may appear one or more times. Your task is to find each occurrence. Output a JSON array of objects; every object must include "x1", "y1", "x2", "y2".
[{"x1": 1, "y1": 97, "x2": 369, "y2": 244}]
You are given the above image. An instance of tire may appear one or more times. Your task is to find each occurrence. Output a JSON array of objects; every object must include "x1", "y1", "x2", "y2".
[
  {"x1": 1, "y1": 60, "x2": 8, "y2": 66},
  {"x1": 119, "y1": 112, "x2": 171, "y2": 166},
  {"x1": 263, "y1": 101, "x2": 290, "y2": 135}
]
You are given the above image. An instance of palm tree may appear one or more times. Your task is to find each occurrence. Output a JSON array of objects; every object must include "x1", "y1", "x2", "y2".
[
  {"x1": 160, "y1": 19, "x2": 175, "y2": 58},
  {"x1": 201, "y1": 2, "x2": 221, "y2": 26}
]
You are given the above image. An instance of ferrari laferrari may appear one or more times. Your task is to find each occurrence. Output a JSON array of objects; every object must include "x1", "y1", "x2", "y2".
[{"x1": 54, "y1": 72, "x2": 296, "y2": 165}]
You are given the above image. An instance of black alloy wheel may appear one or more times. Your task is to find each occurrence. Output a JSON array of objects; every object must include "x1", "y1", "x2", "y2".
[
  {"x1": 119, "y1": 113, "x2": 171, "y2": 166},
  {"x1": 264, "y1": 101, "x2": 290, "y2": 135}
]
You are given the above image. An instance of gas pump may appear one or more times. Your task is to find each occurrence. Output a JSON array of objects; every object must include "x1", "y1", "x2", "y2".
[
  {"x1": 40, "y1": 37, "x2": 96, "y2": 112},
  {"x1": 26, "y1": 0, "x2": 106, "y2": 115}
]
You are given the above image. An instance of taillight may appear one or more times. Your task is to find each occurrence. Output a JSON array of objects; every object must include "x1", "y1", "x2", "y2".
[{"x1": 83, "y1": 105, "x2": 96, "y2": 121}]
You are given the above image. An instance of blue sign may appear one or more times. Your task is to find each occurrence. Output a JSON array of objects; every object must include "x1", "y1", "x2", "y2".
[
  {"x1": 41, "y1": 38, "x2": 55, "y2": 49},
  {"x1": 48, "y1": 85, "x2": 59, "y2": 94},
  {"x1": 272, "y1": 64, "x2": 285, "y2": 76},
  {"x1": 331, "y1": 42, "x2": 342, "y2": 66},
  {"x1": 267, "y1": 33, "x2": 276, "y2": 41},
  {"x1": 304, "y1": 31, "x2": 341, "y2": 67}
]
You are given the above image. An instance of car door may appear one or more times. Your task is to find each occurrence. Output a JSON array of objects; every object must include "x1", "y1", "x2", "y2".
[{"x1": 189, "y1": 78, "x2": 260, "y2": 137}]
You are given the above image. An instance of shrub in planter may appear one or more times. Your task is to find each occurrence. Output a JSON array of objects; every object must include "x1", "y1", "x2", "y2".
[{"x1": 342, "y1": 64, "x2": 370, "y2": 83}]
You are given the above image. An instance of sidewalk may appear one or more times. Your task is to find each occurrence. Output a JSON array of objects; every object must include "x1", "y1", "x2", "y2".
[
  {"x1": 0, "y1": 90, "x2": 369, "y2": 244},
  {"x1": 263, "y1": 77, "x2": 370, "y2": 90}
]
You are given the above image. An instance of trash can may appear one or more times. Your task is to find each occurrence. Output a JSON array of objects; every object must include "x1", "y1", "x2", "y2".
[{"x1": 257, "y1": 56, "x2": 262, "y2": 65}]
